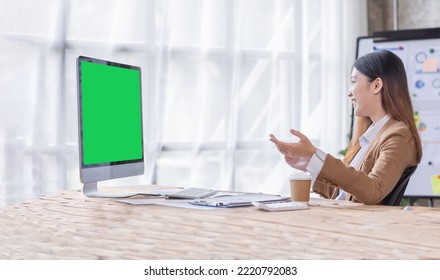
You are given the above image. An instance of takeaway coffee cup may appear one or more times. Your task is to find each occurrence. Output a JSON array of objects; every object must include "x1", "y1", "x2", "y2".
[{"x1": 289, "y1": 172, "x2": 312, "y2": 202}]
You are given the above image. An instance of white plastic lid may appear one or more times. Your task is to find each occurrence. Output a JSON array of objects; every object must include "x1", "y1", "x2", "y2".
[{"x1": 289, "y1": 172, "x2": 311, "y2": 180}]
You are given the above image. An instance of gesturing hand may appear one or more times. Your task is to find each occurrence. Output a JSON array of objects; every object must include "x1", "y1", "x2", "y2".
[{"x1": 269, "y1": 129, "x2": 317, "y2": 171}]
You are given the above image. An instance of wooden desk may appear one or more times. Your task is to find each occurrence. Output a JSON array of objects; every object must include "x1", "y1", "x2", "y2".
[{"x1": 1, "y1": 186, "x2": 440, "y2": 260}]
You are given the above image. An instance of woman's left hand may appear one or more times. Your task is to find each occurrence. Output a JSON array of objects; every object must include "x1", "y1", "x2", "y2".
[{"x1": 269, "y1": 129, "x2": 317, "y2": 171}]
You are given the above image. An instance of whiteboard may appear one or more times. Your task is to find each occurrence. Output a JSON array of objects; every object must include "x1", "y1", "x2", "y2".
[{"x1": 356, "y1": 34, "x2": 440, "y2": 197}]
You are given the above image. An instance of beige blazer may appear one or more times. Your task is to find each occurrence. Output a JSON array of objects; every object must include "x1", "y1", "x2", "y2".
[{"x1": 312, "y1": 118, "x2": 419, "y2": 205}]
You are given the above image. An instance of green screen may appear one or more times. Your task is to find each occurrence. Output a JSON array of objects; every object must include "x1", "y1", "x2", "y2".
[{"x1": 81, "y1": 61, "x2": 143, "y2": 165}]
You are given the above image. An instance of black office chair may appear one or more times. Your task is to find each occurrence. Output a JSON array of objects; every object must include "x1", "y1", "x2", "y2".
[{"x1": 383, "y1": 165, "x2": 417, "y2": 206}]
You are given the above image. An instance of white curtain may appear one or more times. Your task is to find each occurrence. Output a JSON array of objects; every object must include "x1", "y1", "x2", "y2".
[{"x1": 0, "y1": 0, "x2": 367, "y2": 206}]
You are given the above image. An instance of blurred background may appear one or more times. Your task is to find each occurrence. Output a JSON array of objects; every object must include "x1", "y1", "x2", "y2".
[{"x1": 0, "y1": 0, "x2": 438, "y2": 207}]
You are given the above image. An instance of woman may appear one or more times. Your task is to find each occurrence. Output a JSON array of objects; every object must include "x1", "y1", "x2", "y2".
[{"x1": 270, "y1": 50, "x2": 422, "y2": 205}]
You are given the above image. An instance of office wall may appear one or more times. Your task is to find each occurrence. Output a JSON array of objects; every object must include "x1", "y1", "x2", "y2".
[{"x1": 368, "y1": 0, "x2": 440, "y2": 34}]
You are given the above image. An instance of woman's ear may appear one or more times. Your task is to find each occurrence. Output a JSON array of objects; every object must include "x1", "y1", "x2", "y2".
[{"x1": 373, "y1": 77, "x2": 383, "y2": 94}]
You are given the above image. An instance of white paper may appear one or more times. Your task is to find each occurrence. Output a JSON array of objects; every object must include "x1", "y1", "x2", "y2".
[{"x1": 116, "y1": 198, "x2": 219, "y2": 210}]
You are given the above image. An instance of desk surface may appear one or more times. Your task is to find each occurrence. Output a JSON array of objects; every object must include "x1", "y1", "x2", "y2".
[{"x1": 1, "y1": 185, "x2": 440, "y2": 260}]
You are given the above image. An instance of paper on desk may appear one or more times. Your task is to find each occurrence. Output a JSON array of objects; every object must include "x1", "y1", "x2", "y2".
[
  {"x1": 191, "y1": 193, "x2": 290, "y2": 207},
  {"x1": 116, "y1": 192, "x2": 284, "y2": 209},
  {"x1": 116, "y1": 198, "x2": 219, "y2": 210},
  {"x1": 136, "y1": 189, "x2": 181, "y2": 196}
]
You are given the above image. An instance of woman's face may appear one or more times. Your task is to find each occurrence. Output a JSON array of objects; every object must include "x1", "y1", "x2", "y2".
[{"x1": 348, "y1": 67, "x2": 376, "y2": 118}]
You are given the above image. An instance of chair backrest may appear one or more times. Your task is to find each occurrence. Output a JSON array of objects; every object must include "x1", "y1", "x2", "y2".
[{"x1": 383, "y1": 165, "x2": 417, "y2": 206}]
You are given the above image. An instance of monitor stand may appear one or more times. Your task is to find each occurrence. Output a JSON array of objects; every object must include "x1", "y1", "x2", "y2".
[{"x1": 83, "y1": 182, "x2": 139, "y2": 198}]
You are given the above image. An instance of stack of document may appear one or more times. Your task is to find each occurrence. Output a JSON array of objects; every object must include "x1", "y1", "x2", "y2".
[
  {"x1": 117, "y1": 191, "x2": 289, "y2": 209},
  {"x1": 191, "y1": 193, "x2": 289, "y2": 208}
]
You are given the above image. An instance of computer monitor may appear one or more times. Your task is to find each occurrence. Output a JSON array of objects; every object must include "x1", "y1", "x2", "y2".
[{"x1": 77, "y1": 56, "x2": 144, "y2": 197}]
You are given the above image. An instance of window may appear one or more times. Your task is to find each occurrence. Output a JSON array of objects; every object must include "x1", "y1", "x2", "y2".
[{"x1": 0, "y1": 0, "x2": 366, "y2": 206}]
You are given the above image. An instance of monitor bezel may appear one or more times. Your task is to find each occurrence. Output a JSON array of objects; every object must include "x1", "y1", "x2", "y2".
[{"x1": 77, "y1": 56, "x2": 145, "y2": 184}]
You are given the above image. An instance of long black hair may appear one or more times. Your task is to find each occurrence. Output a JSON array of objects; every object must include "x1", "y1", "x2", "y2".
[{"x1": 344, "y1": 50, "x2": 422, "y2": 164}]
